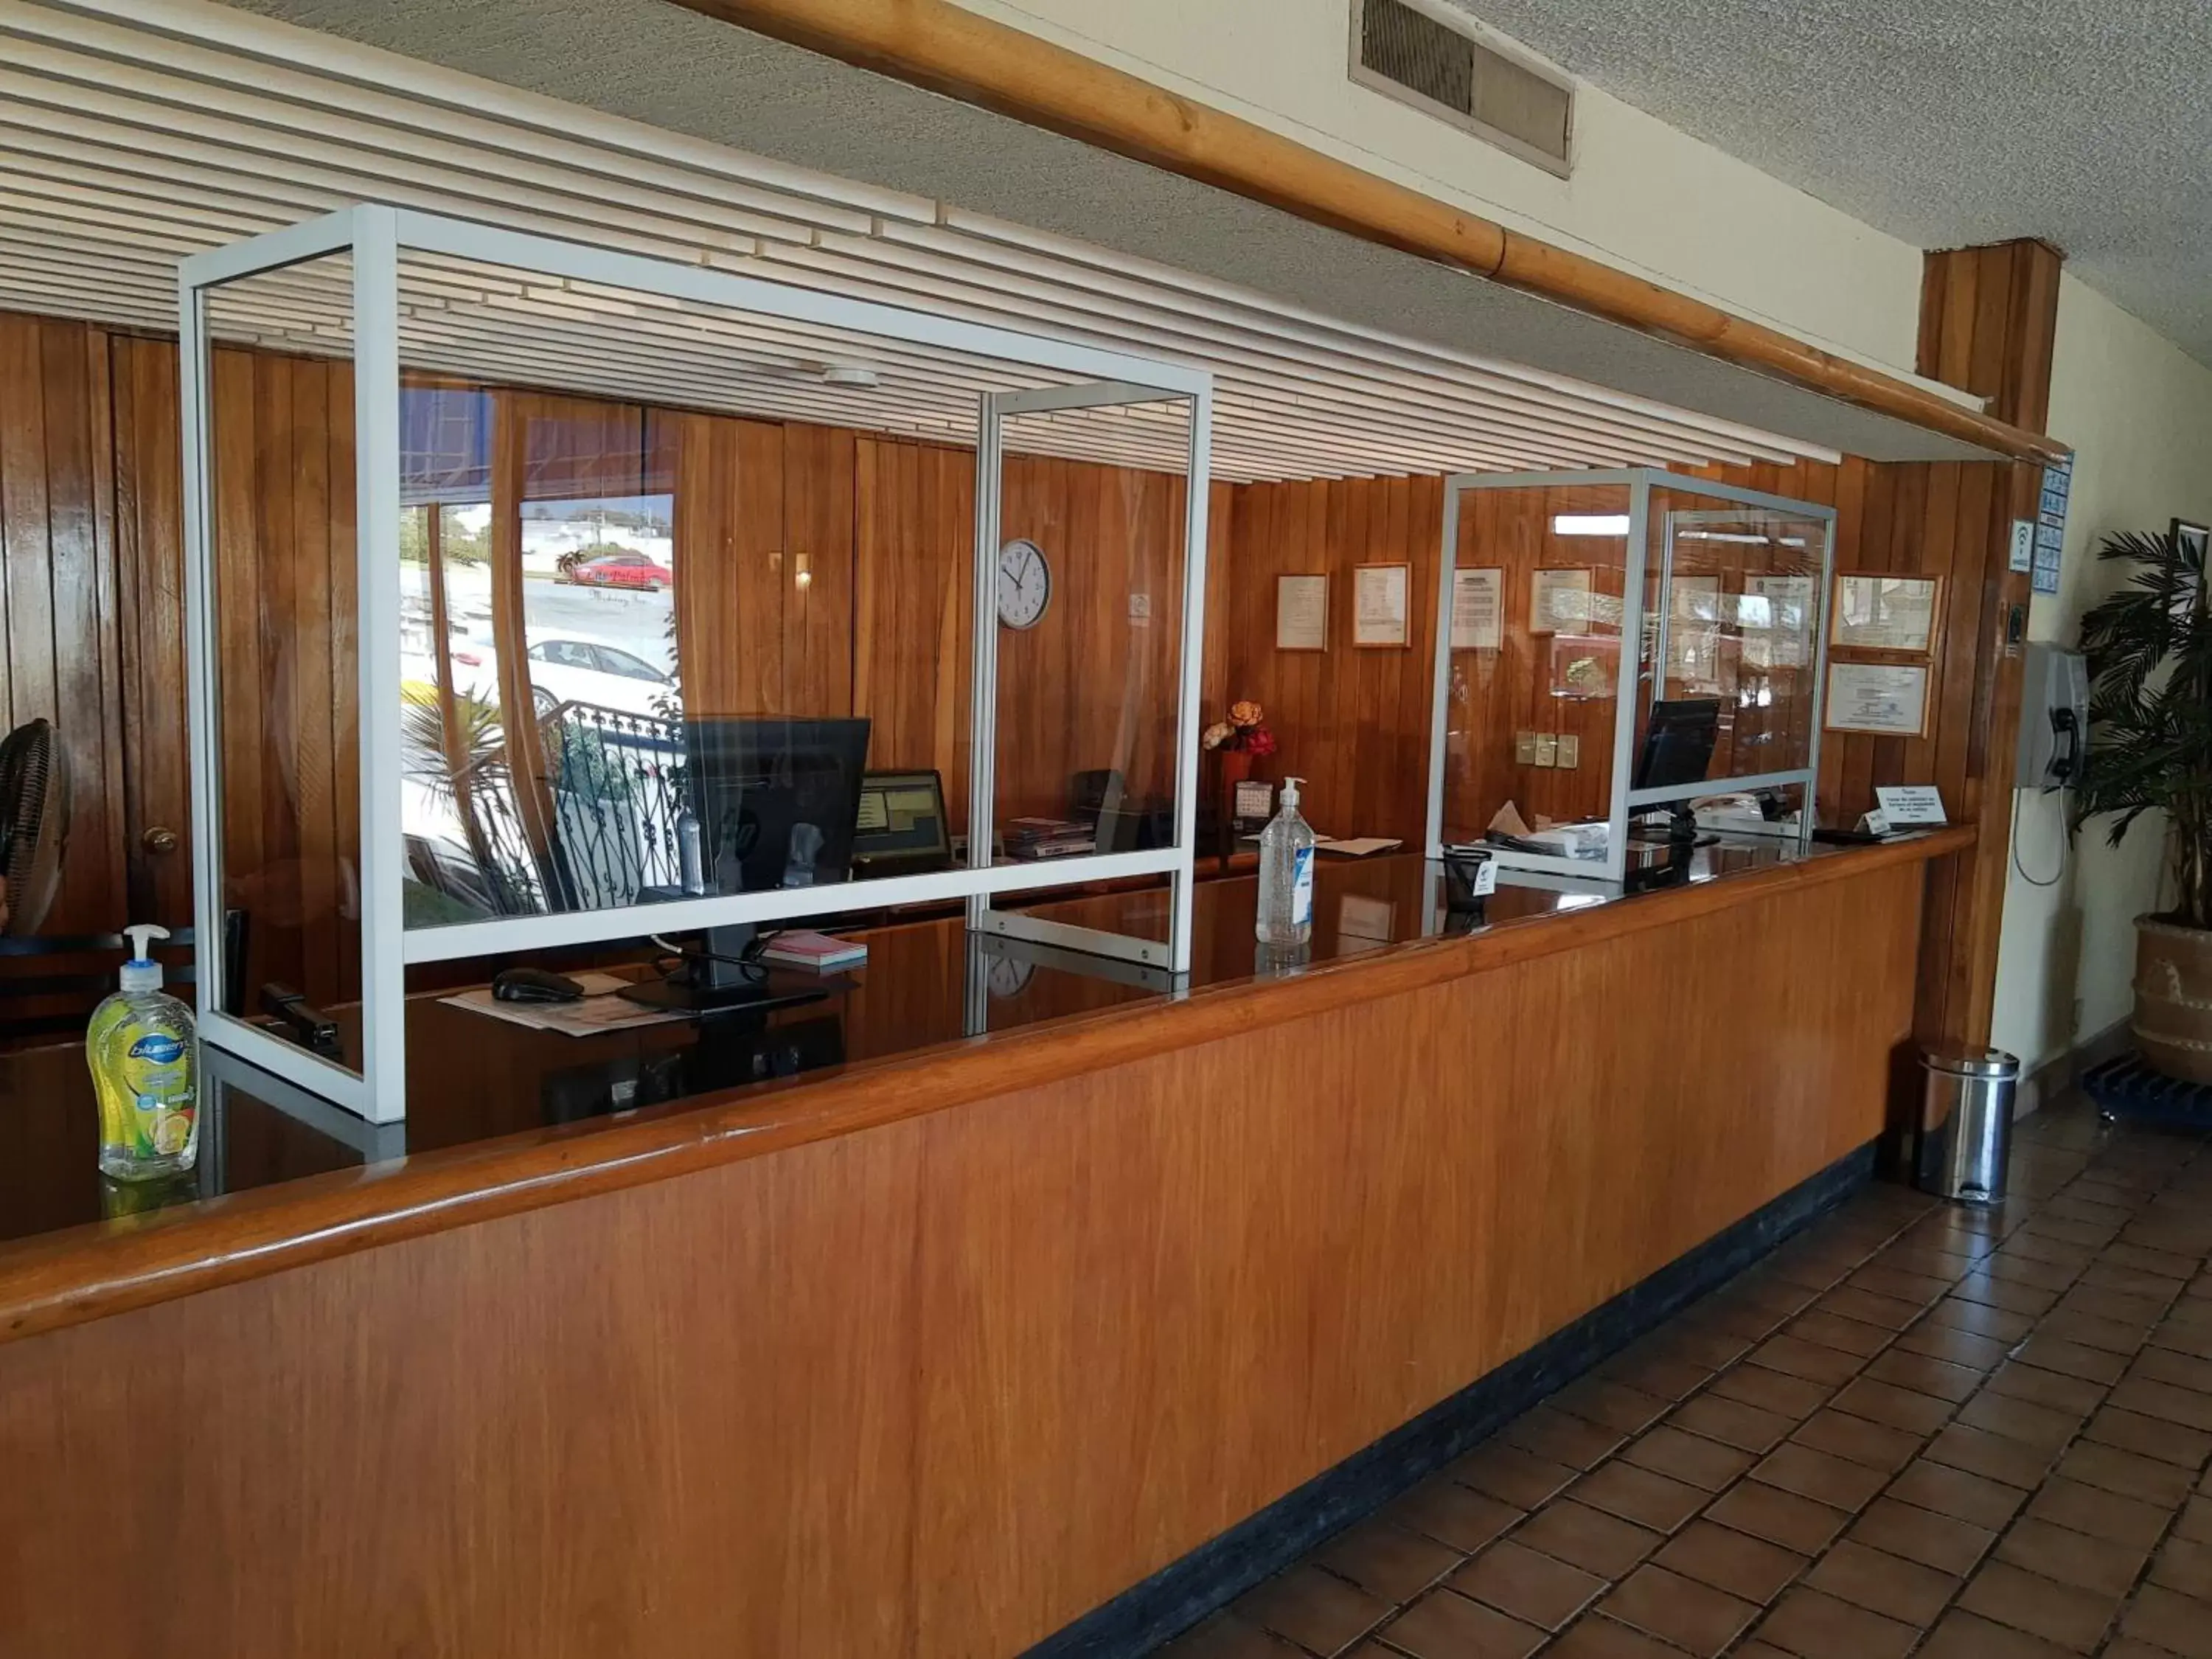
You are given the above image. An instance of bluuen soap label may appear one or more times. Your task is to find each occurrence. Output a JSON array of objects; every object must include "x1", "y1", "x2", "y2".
[
  {"x1": 1290, "y1": 846, "x2": 1314, "y2": 927},
  {"x1": 122, "y1": 1033, "x2": 194, "y2": 1155}
]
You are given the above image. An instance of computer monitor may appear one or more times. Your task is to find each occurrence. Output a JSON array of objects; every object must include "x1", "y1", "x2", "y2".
[
  {"x1": 686, "y1": 716, "x2": 872, "y2": 894},
  {"x1": 1631, "y1": 698, "x2": 1721, "y2": 847},
  {"x1": 622, "y1": 715, "x2": 870, "y2": 1013},
  {"x1": 849, "y1": 769, "x2": 951, "y2": 877}
]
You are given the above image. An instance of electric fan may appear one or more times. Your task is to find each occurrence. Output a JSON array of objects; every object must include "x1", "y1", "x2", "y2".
[{"x1": 0, "y1": 717, "x2": 69, "y2": 936}]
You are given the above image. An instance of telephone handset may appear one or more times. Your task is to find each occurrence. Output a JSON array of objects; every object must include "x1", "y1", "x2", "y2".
[
  {"x1": 2047, "y1": 706, "x2": 2081, "y2": 788},
  {"x1": 2017, "y1": 644, "x2": 2089, "y2": 793}
]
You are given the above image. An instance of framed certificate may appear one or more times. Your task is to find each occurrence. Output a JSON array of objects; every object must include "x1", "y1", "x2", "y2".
[
  {"x1": 1352, "y1": 563, "x2": 1411, "y2": 648},
  {"x1": 1531, "y1": 568, "x2": 1593, "y2": 634},
  {"x1": 1742, "y1": 574, "x2": 1815, "y2": 668},
  {"x1": 1275, "y1": 573, "x2": 1328, "y2": 651},
  {"x1": 1666, "y1": 575, "x2": 1722, "y2": 689},
  {"x1": 1450, "y1": 566, "x2": 1503, "y2": 650},
  {"x1": 1825, "y1": 662, "x2": 1930, "y2": 736},
  {"x1": 1832, "y1": 574, "x2": 1941, "y2": 655}
]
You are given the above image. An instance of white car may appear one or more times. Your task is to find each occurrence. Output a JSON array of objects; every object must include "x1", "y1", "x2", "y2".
[{"x1": 524, "y1": 637, "x2": 675, "y2": 720}]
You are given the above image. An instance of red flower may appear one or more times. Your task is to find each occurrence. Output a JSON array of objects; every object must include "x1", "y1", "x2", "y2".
[{"x1": 1245, "y1": 727, "x2": 1279, "y2": 759}]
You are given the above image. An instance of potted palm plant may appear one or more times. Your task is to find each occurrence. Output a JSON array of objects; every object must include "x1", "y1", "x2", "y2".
[{"x1": 2076, "y1": 525, "x2": 2212, "y2": 1082}]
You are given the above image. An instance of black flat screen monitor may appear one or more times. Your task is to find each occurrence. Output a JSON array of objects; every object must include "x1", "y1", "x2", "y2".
[
  {"x1": 1632, "y1": 698, "x2": 1721, "y2": 793},
  {"x1": 1630, "y1": 698, "x2": 1721, "y2": 849},
  {"x1": 687, "y1": 716, "x2": 872, "y2": 896},
  {"x1": 620, "y1": 717, "x2": 870, "y2": 1015}
]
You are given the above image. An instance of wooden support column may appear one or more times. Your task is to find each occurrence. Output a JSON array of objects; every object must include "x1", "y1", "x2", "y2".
[{"x1": 1909, "y1": 240, "x2": 2062, "y2": 1062}]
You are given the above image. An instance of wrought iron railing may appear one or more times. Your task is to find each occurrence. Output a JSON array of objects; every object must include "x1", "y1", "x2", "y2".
[{"x1": 402, "y1": 698, "x2": 685, "y2": 917}]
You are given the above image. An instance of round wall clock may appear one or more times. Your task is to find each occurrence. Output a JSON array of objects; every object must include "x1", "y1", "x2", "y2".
[
  {"x1": 996, "y1": 537, "x2": 1051, "y2": 630},
  {"x1": 986, "y1": 954, "x2": 1036, "y2": 999}
]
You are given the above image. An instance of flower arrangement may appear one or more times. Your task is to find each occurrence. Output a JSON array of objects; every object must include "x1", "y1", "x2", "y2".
[{"x1": 1203, "y1": 698, "x2": 1277, "y2": 759}]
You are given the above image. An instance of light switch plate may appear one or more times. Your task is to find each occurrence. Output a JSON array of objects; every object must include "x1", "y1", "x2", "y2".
[
  {"x1": 1534, "y1": 734, "x2": 1559, "y2": 768},
  {"x1": 1514, "y1": 731, "x2": 1538, "y2": 765},
  {"x1": 1557, "y1": 734, "x2": 1579, "y2": 769}
]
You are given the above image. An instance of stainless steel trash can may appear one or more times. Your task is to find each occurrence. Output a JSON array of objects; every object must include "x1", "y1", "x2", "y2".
[{"x1": 1916, "y1": 1044, "x2": 2020, "y2": 1203}]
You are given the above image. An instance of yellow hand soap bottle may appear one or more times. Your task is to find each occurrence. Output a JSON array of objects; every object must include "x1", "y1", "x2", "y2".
[{"x1": 86, "y1": 923, "x2": 199, "y2": 1180}]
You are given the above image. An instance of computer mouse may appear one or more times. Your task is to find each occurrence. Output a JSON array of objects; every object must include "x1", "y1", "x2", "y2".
[{"x1": 492, "y1": 966, "x2": 585, "y2": 1004}]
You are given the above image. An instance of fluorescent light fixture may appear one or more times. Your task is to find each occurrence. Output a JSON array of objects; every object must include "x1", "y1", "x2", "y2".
[{"x1": 1551, "y1": 514, "x2": 1630, "y2": 536}]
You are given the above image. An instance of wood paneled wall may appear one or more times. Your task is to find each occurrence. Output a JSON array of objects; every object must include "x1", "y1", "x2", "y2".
[
  {"x1": 1, "y1": 314, "x2": 1202, "y2": 992},
  {"x1": 853, "y1": 437, "x2": 1194, "y2": 825},
  {"x1": 1, "y1": 303, "x2": 2025, "y2": 992},
  {"x1": 1210, "y1": 473, "x2": 1444, "y2": 842},
  {"x1": 0, "y1": 313, "x2": 126, "y2": 933},
  {"x1": 1210, "y1": 454, "x2": 2003, "y2": 847},
  {"x1": 0, "y1": 848, "x2": 1927, "y2": 1658},
  {"x1": 207, "y1": 344, "x2": 361, "y2": 1005}
]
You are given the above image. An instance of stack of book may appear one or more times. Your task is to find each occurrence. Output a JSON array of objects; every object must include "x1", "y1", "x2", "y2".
[
  {"x1": 759, "y1": 930, "x2": 869, "y2": 972},
  {"x1": 1003, "y1": 816, "x2": 1096, "y2": 860}
]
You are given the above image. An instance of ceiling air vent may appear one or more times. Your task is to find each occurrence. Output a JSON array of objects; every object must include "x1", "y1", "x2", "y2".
[{"x1": 1351, "y1": 0, "x2": 1573, "y2": 176}]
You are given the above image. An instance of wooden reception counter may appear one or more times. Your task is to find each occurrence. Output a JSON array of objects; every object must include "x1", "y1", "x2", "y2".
[{"x1": 0, "y1": 830, "x2": 1966, "y2": 1658}]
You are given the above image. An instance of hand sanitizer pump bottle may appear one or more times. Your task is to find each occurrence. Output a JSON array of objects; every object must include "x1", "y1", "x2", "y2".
[
  {"x1": 86, "y1": 923, "x2": 200, "y2": 1180},
  {"x1": 1256, "y1": 775, "x2": 1316, "y2": 947}
]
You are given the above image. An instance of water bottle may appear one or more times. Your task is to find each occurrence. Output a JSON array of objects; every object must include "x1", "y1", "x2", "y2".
[{"x1": 1256, "y1": 775, "x2": 1316, "y2": 947}]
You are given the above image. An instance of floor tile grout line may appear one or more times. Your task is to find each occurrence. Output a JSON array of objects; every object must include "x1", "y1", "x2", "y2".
[
  {"x1": 1622, "y1": 1144, "x2": 2205, "y2": 1656},
  {"x1": 1196, "y1": 1110, "x2": 2212, "y2": 1659},
  {"x1": 1886, "y1": 1133, "x2": 2212, "y2": 1658},
  {"x1": 1523, "y1": 1192, "x2": 1950, "y2": 1654}
]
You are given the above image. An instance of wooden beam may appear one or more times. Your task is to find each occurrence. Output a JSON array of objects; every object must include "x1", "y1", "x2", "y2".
[
  {"x1": 1910, "y1": 239, "x2": 2062, "y2": 1064},
  {"x1": 669, "y1": 0, "x2": 2067, "y2": 467}
]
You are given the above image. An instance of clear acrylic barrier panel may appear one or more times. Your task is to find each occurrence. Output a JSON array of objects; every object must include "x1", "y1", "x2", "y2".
[
  {"x1": 1438, "y1": 477, "x2": 1632, "y2": 866},
  {"x1": 978, "y1": 396, "x2": 1196, "y2": 961},
  {"x1": 184, "y1": 206, "x2": 1208, "y2": 1119},
  {"x1": 1636, "y1": 487, "x2": 1832, "y2": 805},
  {"x1": 201, "y1": 251, "x2": 364, "y2": 1079},
  {"x1": 385, "y1": 246, "x2": 1198, "y2": 937}
]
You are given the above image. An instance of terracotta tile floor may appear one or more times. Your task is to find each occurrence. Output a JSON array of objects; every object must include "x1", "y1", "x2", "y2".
[{"x1": 1159, "y1": 1100, "x2": 2212, "y2": 1658}]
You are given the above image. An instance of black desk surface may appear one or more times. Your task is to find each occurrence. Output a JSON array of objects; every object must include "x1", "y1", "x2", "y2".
[{"x1": 0, "y1": 836, "x2": 1849, "y2": 1251}]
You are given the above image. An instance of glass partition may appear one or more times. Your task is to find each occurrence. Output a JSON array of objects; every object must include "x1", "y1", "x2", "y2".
[
  {"x1": 182, "y1": 206, "x2": 1211, "y2": 1119},
  {"x1": 1637, "y1": 488, "x2": 1830, "y2": 818},
  {"x1": 1427, "y1": 469, "x2": 1832, "y2": 883},
  {"x1": 1428, "y1": 472, "x2": 1644, "y2": 877},
  {"x1": 971, "y1": 391, "x2": 1200, "y2": 970},
  {"x1": 189, "y1": 240, "x2": 370, "y2": 1105}
]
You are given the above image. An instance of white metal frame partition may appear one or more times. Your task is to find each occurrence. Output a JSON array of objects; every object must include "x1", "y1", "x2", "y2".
[
  {"x1": 179, "y1": 204, "x2": 1212, "y2": 1123},
  {"x1": 1422, "y1": 467, "x2": 1836, "y2": 884}
]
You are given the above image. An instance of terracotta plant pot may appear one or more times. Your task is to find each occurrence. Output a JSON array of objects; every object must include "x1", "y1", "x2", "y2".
[{"x1": 2134, "y1": 915, "x2": 2212, "y2": 1085}]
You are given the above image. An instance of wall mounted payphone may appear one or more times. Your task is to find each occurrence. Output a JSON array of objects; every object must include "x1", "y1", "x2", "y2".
[{"x1": 2017, "y1": 642, "x2": 2090, "y2": 793}]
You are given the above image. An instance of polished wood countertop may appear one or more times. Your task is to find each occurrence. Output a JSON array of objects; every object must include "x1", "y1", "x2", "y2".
[{"x1": 0, "y1": 830, "x2": 1969, "y2": 1343}]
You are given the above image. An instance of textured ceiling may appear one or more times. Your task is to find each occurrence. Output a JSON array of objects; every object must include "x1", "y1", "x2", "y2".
[
  {"x1": 201, "y1": 0, "x2": 1997, "y2": 462},
  {"x1": 1444, "y1": 0, "x2": 2212, "y2": 366}
]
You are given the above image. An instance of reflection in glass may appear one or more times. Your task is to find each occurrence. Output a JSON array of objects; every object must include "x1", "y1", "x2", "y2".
[
  {"x1": 204, "y1": 253, "x2": 363, "y2": 1071},
  {"x1": 1641, "y1": 498, "x2": 1828, "y2": 795},
  {"x1": 988, "y1": 405, "x2": 1191, "y2": 888},
  {"x1": 1442, "y1": 481, "x2": 1631, "y2": 858}
]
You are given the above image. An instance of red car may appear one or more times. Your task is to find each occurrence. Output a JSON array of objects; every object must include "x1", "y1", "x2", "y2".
[{"x1": 571, "y1": 551, "x2": 673, "y2": 592}]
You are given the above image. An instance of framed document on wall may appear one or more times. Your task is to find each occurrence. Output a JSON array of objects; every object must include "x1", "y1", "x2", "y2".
[
  {"x1": 1531, "y1": 568, "x2": 1593, "y2": 634},
  {"x1": 1825, "y1": 662, "x2": 1930, "y2": 736},
  {"x1": 1353, "y1": 563, "x2": 1411, "y2": 647},
  {"x1": 1832, "y1": 574, "x2": 1941, "y2": 654},
  {"x1": 1451, "y1": 567, "x2": 1503, "y2": 650},
  {"x1": 1743, "y1": 574, "x2": 1816, "y2": 668},
  {"x1": 1275, "y1": 574, "x2": 1328, "y2": 651},
  {"x1": 1666, "y1": 575, "x2": 1723, "y2": 689}
]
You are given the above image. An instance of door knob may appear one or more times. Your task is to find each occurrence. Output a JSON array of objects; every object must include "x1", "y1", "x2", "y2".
[{"x1": 142, "y1": 827, "x2": 179, "y2": 855}]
